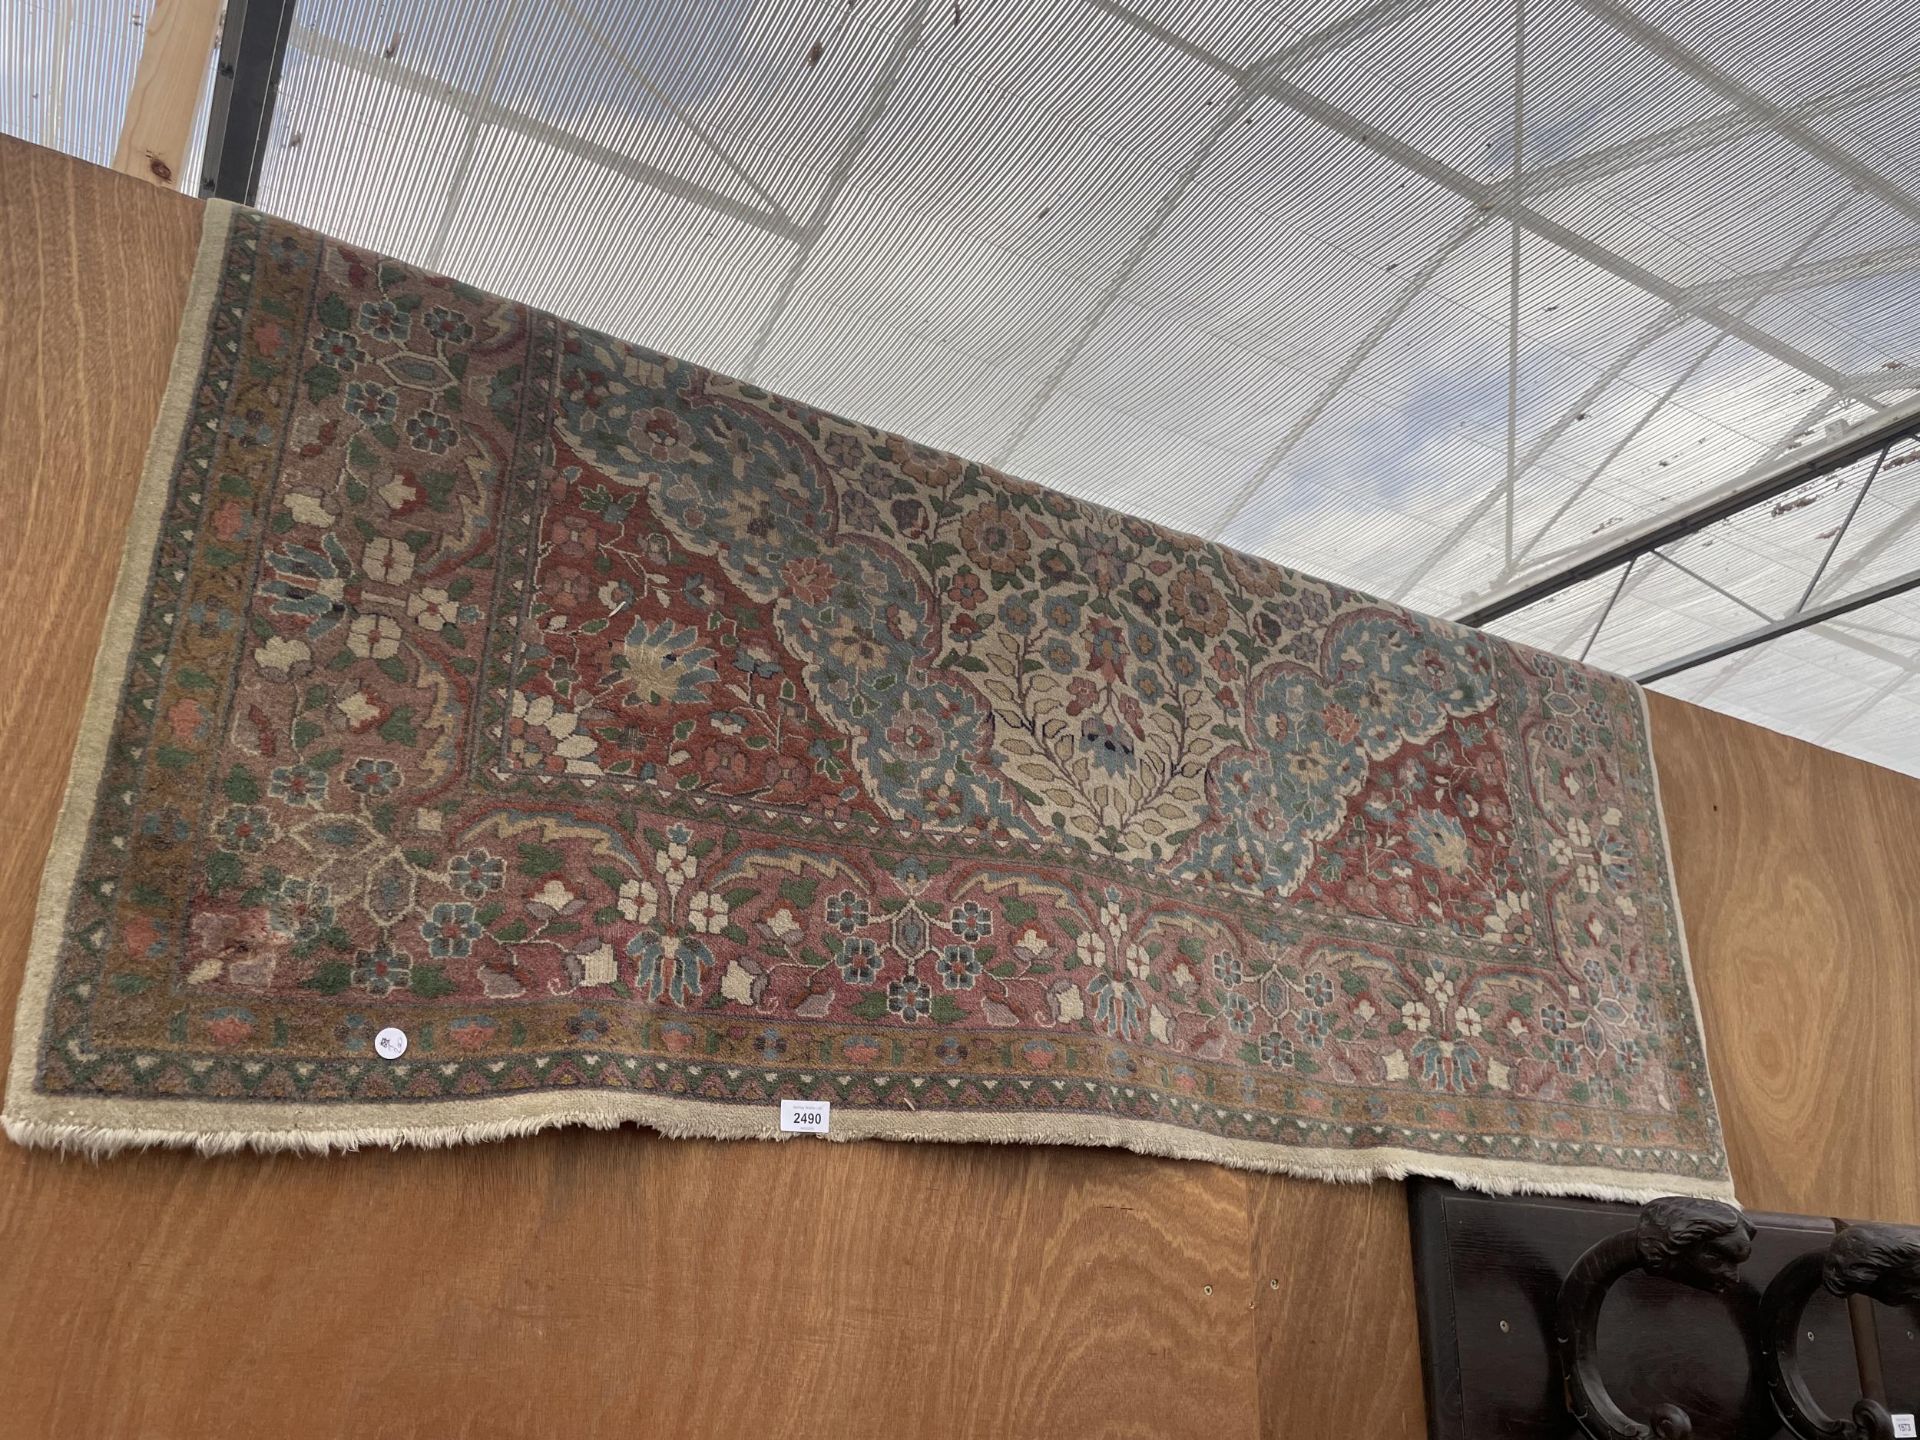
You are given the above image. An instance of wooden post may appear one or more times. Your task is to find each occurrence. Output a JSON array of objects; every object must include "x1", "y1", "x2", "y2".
[{"x1": 112, "y1": 0, "x2": 226, "y2": 189}]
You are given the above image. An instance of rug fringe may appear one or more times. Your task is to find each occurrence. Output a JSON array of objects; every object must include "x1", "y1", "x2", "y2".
[{"x1": 1, "y1": 1104, "x2": 1735, "y2": 1206}]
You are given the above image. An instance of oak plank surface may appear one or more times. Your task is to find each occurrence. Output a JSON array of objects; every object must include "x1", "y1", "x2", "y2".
[
  {"x1": 1248, "y1": 1173, "x2": 1427, "y2": 1439},
  {"x1": 1648, "y1": 691, "x2": 1920, "y2": 1225},
  {"x1": 0, "y1": 1131, "x2": 1259, "y2": 1438}
]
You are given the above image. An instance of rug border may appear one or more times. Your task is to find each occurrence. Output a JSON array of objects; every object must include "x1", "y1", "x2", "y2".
[
  {"x1": 3, "y1": 199, "x2": 238, "y2": 1131},
  {"x1": 1, "y1": 201, "x2": 1736, "y2": 1205},
  {"x1": 1634, "y1": 681, "x2": 1732, "y2": 1185}
]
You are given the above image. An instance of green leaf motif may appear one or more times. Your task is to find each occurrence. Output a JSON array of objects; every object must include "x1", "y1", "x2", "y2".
[
  {"x1": 206, "y1": 850, "x2": 242, "y2": 895},
  {"x1": 300, "y1": 962, "x2": 352, "y2": 995},
  {"x1": 517, "y1": 842, "x2": 564, "y2": 876},
  {"x1": 305, "y1": 363, "x2": 340, "y2": 401},
  {"x1": 411, "y1": 964, "x2": 457, "y2": 999},
  {"x1": 378, "y1": 707, "x2": 416, "y2": 744}
]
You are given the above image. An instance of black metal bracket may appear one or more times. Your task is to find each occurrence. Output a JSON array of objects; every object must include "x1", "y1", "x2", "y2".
[
  {"x1": 1410, "y1": 1181, "x2": 1920, "y2": 1440},
  {"x1": 199, "y1": 0, "x2": 299, "y2": 204}
]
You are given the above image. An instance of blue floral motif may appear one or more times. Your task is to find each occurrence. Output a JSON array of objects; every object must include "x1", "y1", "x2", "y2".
[
  {"x1": 421, "y1": 902, "x2": 481, "y2": 959},
  {"x1": 261, "y1": 535, "x2": 354, "y2": 635},
  {"x1": 826, "y1": 889, "x2": 869, "y2": 933},
  {"x1": 1407, "y1": 807, "x2": 1471, "y2": 875},
  {"x1": 1412, "y1": 1035, "x2": 1481, "y2": 1092},
  {"x1": 838, "y1": 937, "x2": 879, "y2": 985},
  {"x1": 351, "y1": 943, "x2": 412, "y2": 996},
  {"x1": 618, "y1": 618, "x2": 718, "y2": 706},
  {"x1": 887, "y1": 976, "x2": 932, "y2": 1021},
  {"x1": 629, "y1": 931, "x2": 711, "y2": 1005},
  {"x1": 1039, "y1": 635, "x2": 1077, "y2": 674},
  {"x1": 269, "y1": 877, "x2": 333, "y2": 940},
  {"x1": 406, "y1": 408, "x2": 458, "y2": 454},
  {"x1": 270, "y1": 764, "x2": 327, "y2": 807},
  {"x1": 358, "y1": 298, "x2": 411, "y2": 342},
  {"x1": 345, "y1": 757, "x2": 401, "y2": 795},
  {"x1": 422, "y1": 306, "x2": 472, "y2": 344},
  {"x1": 949, "y1": 901, "x2": 992, "y2": 942},
  {"x1": 1190, "y1": 611, "x2": 1492, "y2": 893},
  {"x1": 448, "y1": 850, "x2": 505, "y2": 898},
  {"x1": 936, "y1": 944, "x2": 980, "y2": 990},
  {"x1": 577, "y1": 345, "x2": 1009, "y2": 836},
  {"x1": 311, "y1": 328, "x2": 364, "y2": 370},
  {"x1": 217, "y1": 805, "x2": 276, "y2": 853},
  {"x1": 1223, "y1": 993, "x2": 1254, "y2": 1035},
  {"x1": 344, "y1": 380, "x2": 398, "y2": 426}
]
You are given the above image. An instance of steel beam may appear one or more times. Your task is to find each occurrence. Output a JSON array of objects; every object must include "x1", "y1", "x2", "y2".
[
  {"x1": 1001, "y1": 0, "x2": 1447, "y2": 468},
  {"x1": 1207, "y1": 214, "x2": 1485, "y2": 540},
  {"x1": 1508, "y1": 65, "x2": 1920, "y2": 203},
  {"x1": 1681, "y1": 243, "x2": 1920, "y2": 307},
  {"x1": 289, "y1": 25, "x2": 805, "y2": 240},
  {"x1": 740, "y1": 0, "x2": 937, "y2": 377},
  {"x1": 1635, "y1": 562, "x2": 1920, "y2": 684},
  {"x1": 1572, "y1": 0, "x2": 1920, "y2": 231},
  {"x1": 1454, "y1": 394, "x2": 1920, "y2": 626},
  {"x1": 200, "y1": 0, "x2": 298, "y2": 203},
  {"x1": 1098, "y1": 2, "x2": 1853, "y2": 390}
]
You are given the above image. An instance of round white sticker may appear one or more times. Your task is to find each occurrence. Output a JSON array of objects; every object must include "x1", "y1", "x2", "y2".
[{"x1": 374, "y1": 1026, "x2": 408, "y2": 1060}]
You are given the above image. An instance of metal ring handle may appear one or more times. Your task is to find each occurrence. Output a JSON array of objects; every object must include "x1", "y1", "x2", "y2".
[
  {"x1": 1761, "y1": 1223, "x2": 1920, "y2": 1440},
  {"x1": 1554, "y1": 1196, "x2": 1756, "y2": 1440}
]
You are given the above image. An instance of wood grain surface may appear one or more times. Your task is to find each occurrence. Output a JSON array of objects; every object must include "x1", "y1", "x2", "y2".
[
  {"x1": 1249, "y1": 1173, "x2": 1427, "y2": 1437},
  {"x1": 2, "y1": 137, "x2": 1917, "y2": 1439},
  {"x1": 1648, "y1": 692, "x2": 1920, "y2": 1226}
]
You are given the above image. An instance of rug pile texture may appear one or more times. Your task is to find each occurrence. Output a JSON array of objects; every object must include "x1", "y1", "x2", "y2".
[{"x1": 4, "y1": 202, "x2": 1731, "y2": 1199}]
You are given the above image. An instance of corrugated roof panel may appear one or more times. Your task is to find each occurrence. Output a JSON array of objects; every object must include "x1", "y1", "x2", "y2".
[{"x1": 5, "y1": 0, "x2": 1918, "y2": 773}]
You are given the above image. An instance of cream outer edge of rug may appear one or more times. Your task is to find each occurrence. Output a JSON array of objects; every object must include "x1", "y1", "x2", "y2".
[{"x1": 1, "y1": 200, "x2": 1738, "y2": 1205}]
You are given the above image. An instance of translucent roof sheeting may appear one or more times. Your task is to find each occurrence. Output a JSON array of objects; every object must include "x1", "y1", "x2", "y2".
[{"x1": 5, "y1": 0, "x2": 1918, "y2": 772}]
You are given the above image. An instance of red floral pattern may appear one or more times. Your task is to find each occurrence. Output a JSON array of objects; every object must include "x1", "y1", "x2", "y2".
[{"x1": 9, "y1": 206, "x2": 1728, "y2": 1191}]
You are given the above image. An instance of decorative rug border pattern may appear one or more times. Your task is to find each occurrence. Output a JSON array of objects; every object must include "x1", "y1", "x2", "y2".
[{"x1": 2, "y1": 200, "x2": 1734, "y2": 1203}]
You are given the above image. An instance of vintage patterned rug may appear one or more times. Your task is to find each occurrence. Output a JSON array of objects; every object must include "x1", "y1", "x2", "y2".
[{"x1": 5, "y1": 201, "x2": 1730, "y2": 1199}]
